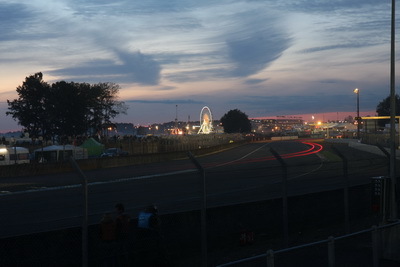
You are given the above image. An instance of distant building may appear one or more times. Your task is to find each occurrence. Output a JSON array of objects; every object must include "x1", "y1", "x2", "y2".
[
  {"x1": 251, "y1": 116, "x2": 304, "y2": 134},
  {"x1": 115, "y1": 123, "x2": 135, "y2": 135}
]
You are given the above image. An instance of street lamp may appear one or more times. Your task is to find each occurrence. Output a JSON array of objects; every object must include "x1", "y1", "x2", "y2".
[{"x1": 353, "y1": 88, "x2": 360, "y2": 139}]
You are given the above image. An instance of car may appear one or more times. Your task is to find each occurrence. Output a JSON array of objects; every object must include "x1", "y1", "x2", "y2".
[{"x1": 100, "y1": 148, "x2": 129, "y2": 157}]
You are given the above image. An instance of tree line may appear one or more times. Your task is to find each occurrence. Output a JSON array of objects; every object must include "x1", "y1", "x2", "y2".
[
  {"x1": 6, "y1": 72, "x2": 127, "y2": 140},
  {"x1": 6, "y1": 73, "x2": 253, "y2": 138},
  {"x1": 11, "y1": 72, "x2": 398, "y2": 139}
]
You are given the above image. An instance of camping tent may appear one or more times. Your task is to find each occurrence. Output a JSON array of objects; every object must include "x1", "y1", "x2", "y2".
[{"x1": 80, "y1": 138, "x2": 105, "y2": 157}]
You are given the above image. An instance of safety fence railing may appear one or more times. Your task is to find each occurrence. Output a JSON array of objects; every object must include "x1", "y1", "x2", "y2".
[{"x1": 216, "y1": 220, "x2": 400, "y2": 267}]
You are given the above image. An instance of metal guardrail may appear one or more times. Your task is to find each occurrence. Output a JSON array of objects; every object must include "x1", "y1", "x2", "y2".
[{"x1": 216, "y1": 220, "x2": 400, "y2": 267}]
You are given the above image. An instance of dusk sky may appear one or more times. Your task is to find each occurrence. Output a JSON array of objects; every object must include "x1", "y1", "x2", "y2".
[{"x1": 0, "y1": 0, "x2": 396, "y2": 132}]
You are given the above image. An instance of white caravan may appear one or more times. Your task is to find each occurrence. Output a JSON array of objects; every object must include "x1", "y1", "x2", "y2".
[{"x1": 0, "y1": 146, "x2": 30, "y2": 165}]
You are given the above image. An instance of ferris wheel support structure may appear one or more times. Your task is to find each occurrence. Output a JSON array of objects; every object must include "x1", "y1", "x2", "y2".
[{"x1": 198, "y1": 106, "x2": 213, "y2": 134}]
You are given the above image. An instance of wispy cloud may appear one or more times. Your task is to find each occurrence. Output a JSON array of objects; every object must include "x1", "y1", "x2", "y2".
[
  {"x1": 49, "y1": 50, "x2": 162, "y2": 85},
  {"x1": 318, "y1": 79, "x2": 350, "y2": 84},
  {"x1": 158, "y1": 86, "x2": 177, "y2": 91},
  {"x1": 244, "y1": 78, "x2": 268, "y2": 85},
  {"x1": 126, "y1": 99, "x2": 205, "y2": 105},
  {"x1": 0, "y1": 3, "x2": 37, "y2": 41},
  {"x1": 224, "y1": 9, "x2": 291, "y2": 77},
  {"x1": 285, "y1": 0, "x2": 379, "y2": 13},
  {"x1": 227, "y1": 31, "x2": 290, "y2": 77},
  {"x1": 298, "y1": 43, "x2": 378, "y2": 54}
]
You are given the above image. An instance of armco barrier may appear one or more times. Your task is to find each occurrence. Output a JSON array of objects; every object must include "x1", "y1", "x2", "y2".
[{"x1": 271, "y1": 136, "x2": 298, "y2": 141}]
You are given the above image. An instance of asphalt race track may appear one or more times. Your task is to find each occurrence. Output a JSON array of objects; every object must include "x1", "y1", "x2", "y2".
[{"x1": 0, "y1": 140, "x2": 388, "y2": 238}]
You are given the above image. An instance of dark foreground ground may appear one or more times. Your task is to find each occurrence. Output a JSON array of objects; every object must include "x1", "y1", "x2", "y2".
[{"x1": 1, "y1": 183, "x2": 400, "y2": 267}]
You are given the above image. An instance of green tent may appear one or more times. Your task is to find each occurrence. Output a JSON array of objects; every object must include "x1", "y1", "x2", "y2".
[{"x1": 80, "y1": 138, "x2": 105, "y2": 157}]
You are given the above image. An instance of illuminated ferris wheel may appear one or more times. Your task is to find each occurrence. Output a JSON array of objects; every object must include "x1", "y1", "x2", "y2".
[{"x1": 198, "y1": 106, "x2": 213, "y2": 134}]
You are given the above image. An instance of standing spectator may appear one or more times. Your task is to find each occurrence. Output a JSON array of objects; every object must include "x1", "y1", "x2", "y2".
[
  {"x1": 138, "y1": 205, "x2": 160, "y2": 230},
  {"x1": 99, "y1": 213, "x2": 116, "y2": 266},
  {"x1": 136, "y1": 205, "x2": 170, "y2": 266},
  {"x1": 115, "y1": 203, "x2": 131, "y2": 266}
]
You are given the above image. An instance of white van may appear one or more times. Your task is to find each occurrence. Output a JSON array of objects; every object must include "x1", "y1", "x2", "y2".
[{"x1": 0, "y1": 146, "x2": 30, "y2": 165}]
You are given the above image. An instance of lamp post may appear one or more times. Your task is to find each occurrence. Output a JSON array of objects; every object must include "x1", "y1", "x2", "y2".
[
  {"x1": 389, "y1": 0, "x2": 397, "y2": 221},
  {"x1": 354, "y1": 88, "x2": 360, "y2": 139}
]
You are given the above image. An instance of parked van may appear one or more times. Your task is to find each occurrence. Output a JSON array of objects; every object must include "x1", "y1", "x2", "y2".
[{"x1": 0, "y1": 146, "x2": 30, "y2": 165}]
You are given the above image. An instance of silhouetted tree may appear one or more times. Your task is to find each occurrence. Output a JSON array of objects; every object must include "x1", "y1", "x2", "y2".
[
  {"x1": 220, "y1": 109, "x2": 252, "y2": 133},
  {"x1": 88, "y1": 82, "x2": 128, "y2": 134},
  {"x1": 6, "y1": 73, "x2": 53, "y2": 139},
  {"x1": 376, "y1": 94, "x2": 400, "y2": 126},
  {"x1": 7, "y1": 72, "x2": 128, "y2": 139},
  {"x1": 49, "y1": 81, "x2": 89, "y2": 137},
  {"x1": 344, "y1": 115, "x2": 354, "y2": 123},
  {"x1": 376, "y1": 94, "x2": 400, "y2": 116}
]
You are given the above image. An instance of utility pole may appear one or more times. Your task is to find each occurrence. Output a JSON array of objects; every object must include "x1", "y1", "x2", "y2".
[
  {"x1": 389, "y1": 0, "x2": 397, "y2": 221},
  {"x1": 353, "y1": 88, "x2": 360, "y2": 139},
  {"x1": 175, "y1": 104, "x2": 178, "y2": 134}
]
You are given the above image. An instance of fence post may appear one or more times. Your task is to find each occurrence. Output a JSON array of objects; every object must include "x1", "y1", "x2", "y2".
[
  {"x1": 328, "y1": 236, "x2": 335, "y2": 267},
  {"x1": 270, "y1": 148, "x2": 289, "y2": 247},
  {"x1": 372, "y1": 225, "x2": 380, "y2": 267},
  {"x1": 376, "y1": 144, "x2": 390, "y2": 176},
  {"x1": 188, "y1": 151, "x2": 207, "y2": 267},
  {"x1": 69, "y1": 157, "x2": 88, "y2": 267},
  {"x1": 331, "y1": 146, "x2": 350, "y2": 234},
  {"x1": 266, "y1": 249, "x2": 274, "y2": 267}
]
